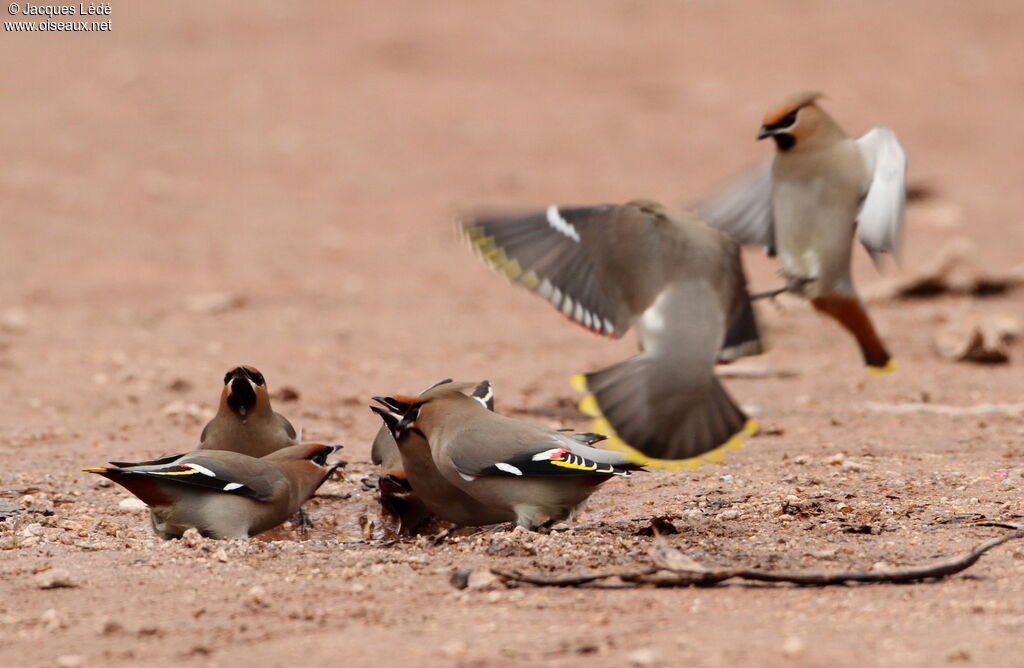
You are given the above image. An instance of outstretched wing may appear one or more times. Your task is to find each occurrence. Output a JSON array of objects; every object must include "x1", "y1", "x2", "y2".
[
  {"x1": 463, "y1": 204, "x2": 654, "y2": 338},
  {"x1": 696, "y1": 161, "x2": 776, "y2": 255},
  {"x1": 856, "y1": 127, "x2": 907, "y2": 258}
]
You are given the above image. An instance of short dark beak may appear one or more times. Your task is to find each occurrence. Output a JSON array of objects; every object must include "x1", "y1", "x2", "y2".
[{"x1": 756, "y1": 125, "x2": 774, "y2": 140}]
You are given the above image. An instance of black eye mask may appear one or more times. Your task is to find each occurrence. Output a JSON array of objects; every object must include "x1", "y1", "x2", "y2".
[{"x1": 763, "y1": 109, "x2": 798, "y2": 132}]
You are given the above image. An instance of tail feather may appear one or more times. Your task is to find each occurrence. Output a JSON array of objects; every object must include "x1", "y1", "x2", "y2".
[
  {"x1": 573, "y1": 359, "x2": 756, "y2": 471},
  {"x1": 82, "y1": 468, "x2": 176, "y2": 507}
]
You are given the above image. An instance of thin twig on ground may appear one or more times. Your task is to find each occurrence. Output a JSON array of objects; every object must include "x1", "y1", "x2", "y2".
[{"x1": 485, "y1": 531, "x2": 1024, "y2": 589}]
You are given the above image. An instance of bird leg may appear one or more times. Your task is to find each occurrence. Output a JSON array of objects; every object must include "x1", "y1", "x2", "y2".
[
  {"x1": 292, "y1": 509, "x2": 315, "y2": 538},
  {"x1": 429, "y1": 526, "x2": 457, "y2": 545},
  {"x1": 750, "y1": 275, "x2": 814, "y2": 301},
  {"x1": 749, "y1": 286, "x2": 788, "y2": 301}
]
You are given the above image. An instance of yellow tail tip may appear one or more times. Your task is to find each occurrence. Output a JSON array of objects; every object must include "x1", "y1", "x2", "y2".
[
  {"x1": 578, "y1": 395, "x2": 601, "y2": 417},
  {"x1": 867, "y1": 359, "x2": 897, "y2": 376},
  {"x1": 81, "y1": 467, "x2": 107, "y2": 474},
  {"x1": 570, "y1": 374, "x2": 589, "y2": 393},
  {"x1": 602, "y1": 421, "x2": 753, "y2": 472},
  {"x1": 742, "y1": 419, "x2": 759, "y2": 436}
]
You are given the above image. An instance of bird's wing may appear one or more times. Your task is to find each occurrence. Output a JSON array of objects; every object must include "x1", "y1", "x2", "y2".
[
  {"x1": 108, "y1": 452, "x2": 189, "y2": 468},
  {"x1": 446, "y1": 427, "x2": 636, "y2": 479},
  {"x1": 463, "y1": 204, "x2": 674, "y2": 338},
  {"x1": 370, "y1": 424, "x2": 398, "y2": 468},
  {"x1": 575, "y1": 281, "x2": 755, "y2": 468},
  {"x1": 96, "y1": 452, "x2": 285, "y2": 501},
  {"x1": 275, "y1": 412, "x2": 300, "y2": 443},
  {"x1": 566, "y1": 431, "x2": 607, "y2": 446},
  {"x1": 696, "y1": 161, "x2": 776, "y2": 254},
  {"x1": 855, "y1": 127, "x2": 907, "y2": 257}
]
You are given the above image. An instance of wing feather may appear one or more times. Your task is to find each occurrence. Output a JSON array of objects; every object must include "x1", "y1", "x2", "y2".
[
  {"x1": 856, "y1": 127, "x2": 907, "y2": 257},
  {"x1": 696, "y1": 161, "x2": 776, "y2": 254}
]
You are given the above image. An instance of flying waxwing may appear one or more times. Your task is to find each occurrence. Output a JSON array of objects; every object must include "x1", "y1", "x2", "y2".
[
  {"x1": 699, "y1": 91, "x2": 907, "y2": 373},
  {"x1": 370, "y1": 378, "x2": 495, "y2": 533},
  {"x1": 373, "y1": 387, "x2": 642, "y2": 530},
  {"x1": 197, "y1": 365, "x2": 301, "y2": 457},
  {"x1": 84, "y1": 443, "x2": 342, "y2": 539},
  {"x1": 463, "y1": 200, "x2": 761, "y2": 467}
]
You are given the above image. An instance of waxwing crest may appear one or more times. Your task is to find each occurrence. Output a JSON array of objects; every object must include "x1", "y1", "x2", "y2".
[{"x1": 761, "y1": 90, "x2": 824, "y2": 127}]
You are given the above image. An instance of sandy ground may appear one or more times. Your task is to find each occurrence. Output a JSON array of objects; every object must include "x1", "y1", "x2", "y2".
[{"x1": 2, "y1": 1, "x2": 1024, "y2": 666}]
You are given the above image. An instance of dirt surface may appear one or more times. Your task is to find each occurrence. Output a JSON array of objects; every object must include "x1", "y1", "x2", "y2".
[{"x1": 3, "y1": 2, "x2": 1024, "y2": 666}]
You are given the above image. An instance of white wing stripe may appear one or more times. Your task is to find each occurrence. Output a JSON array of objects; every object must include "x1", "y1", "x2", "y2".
[
  {"x1": 545, "y1": 205, "x2": 581, "y2": 242},
  {"x1": 185, "y1": 463, "x2": 216, "y2": 477}
]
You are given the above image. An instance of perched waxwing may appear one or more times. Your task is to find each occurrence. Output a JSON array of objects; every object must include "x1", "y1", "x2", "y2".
[
  {"x1": 699, "y1": 91, "x2": 907, "y2": 373},
  {"x1": 370, "y1": 378, "x2": 495, "y2": 533},
  {"x1": 83, "y1": 443, "x2": 342, "y2": 539},
  {"x1": 373, "y1": 387, "x2": 642, "y2": 530},
  {"x1": 462, "y1": 200, "x2": 760, "y2": 467},
  {"x1": 197, "y1": 365, "x2": 301, "y2": 457}
]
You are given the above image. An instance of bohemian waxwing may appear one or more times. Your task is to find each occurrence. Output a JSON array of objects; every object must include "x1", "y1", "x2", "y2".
[
  {"x1": 373, "y1": 387, "x2": 642, "y2": 530},
  {"x1": 196, "y1": 365, "x2": 301, "y2": 457},
  {"x1": 699, "y1": 91, "x2": 907, "y2": 373},
  {"x1": 370, "y1": 378, "x2": 495, "y2": 533},
  {"x1": 463, "y1": 200, "x2": 760, "y2": 467},
  {"x1": 84, "y1": 443, "x2": 342, "y2": 539}
]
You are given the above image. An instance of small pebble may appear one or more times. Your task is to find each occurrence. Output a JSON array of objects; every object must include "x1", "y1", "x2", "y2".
[
  {"x1": 466, "y1": 569, "x2": 501, "y2": 591},
  {"x1": 782, "y1": 636, "x2": 804, "y2": 656},
  {"x1": 99, "y1": 618, "x2": 124, "y2": 635},
  {"x1": 440, "y1": 640, "x2": 468, "y2": 658},
  {"x1": 627, "y1": 647, "x2": 660, "y2": 667},
  {"x1": 41, "y1": 608, "x2": 63, "y2": 631},
  {"x1": 181, "y1": 528, "x2": 203, "y2": 548},
  {"x1": 246, "y1": 585, "x2": 268, "y2": 607},
  {"x1": 35, "y1": 568, "x2": 76, "y2": 589},
  {"x1": 118, "y1": 498, "x2": 147, "y2": 512}
]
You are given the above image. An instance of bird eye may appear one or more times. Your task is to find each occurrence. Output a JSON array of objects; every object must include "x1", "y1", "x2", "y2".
[
  {"x1": 308, "y1": 450, "x2": 329, "y2": 466},
  {"x1": 223, "y1": 372, "x2": 232, "y2": 385},
  {"x1": 242, "y1": 368, "x2": 265, "y2": 385}
]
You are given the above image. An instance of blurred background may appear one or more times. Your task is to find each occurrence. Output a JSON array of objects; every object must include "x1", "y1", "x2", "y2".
[
  {"x1": 3, "y1": 4, "x2": 1024, "y2": 666},
  {"x1": 1, "y1": 0, "x2": 1022, "y2": 453}
]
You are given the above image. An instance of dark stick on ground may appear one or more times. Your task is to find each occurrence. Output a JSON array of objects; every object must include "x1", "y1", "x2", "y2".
[{"x1": 485, "y1": 530, "x2": 1024, "y2": 589}]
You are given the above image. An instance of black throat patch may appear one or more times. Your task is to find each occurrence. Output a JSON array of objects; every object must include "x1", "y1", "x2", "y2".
[
  {"x1": 227, "y1": 377, "x2": 257, "y2": 416},
  {"x1": 773, "y1": 133, "x2": 796, "y2": 151}
]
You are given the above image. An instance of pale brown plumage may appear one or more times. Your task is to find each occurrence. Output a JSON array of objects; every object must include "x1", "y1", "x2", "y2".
[
  {"x1": 463, "y1": 200, "x2": 760, "y2": 467},
  {"x1": 197, "y1": 365, "x2": 300, "y2": 457},
  {"x1": 83, "y1": 443, "x2": 342, "y2": 539},
  {"x1": 700, "y1": 92, "x2": 907, "y2": 372},
  {"x1": 374, "y1": 387, "x2": 641, "y2": 530}
]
